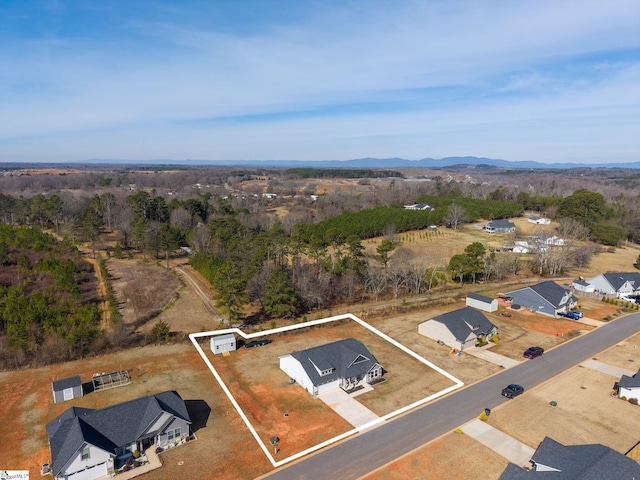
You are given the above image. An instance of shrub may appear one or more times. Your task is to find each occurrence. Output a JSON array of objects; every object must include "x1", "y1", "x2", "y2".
[
  {"x1": 621, "y1": 396, "x2": 627, "y2": 401},
  {"x1": 629, "y1": 398, "x2": 638, "y2": 405}
]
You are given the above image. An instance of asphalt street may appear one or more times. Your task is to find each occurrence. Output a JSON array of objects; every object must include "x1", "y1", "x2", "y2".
[{"x1": 263, "y1": 312, "x2": 640, "y2": 480}]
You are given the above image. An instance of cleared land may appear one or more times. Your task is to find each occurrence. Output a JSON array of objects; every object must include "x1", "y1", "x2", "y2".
[
  {"x1": 4, "y1": 220, "x2": 640, "y2": 479},
  {"x1": 203, "y1": 318, "x2": 457, "y2": 459}
]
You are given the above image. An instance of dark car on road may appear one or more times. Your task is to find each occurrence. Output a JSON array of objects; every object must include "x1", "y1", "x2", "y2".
[
  {"x1": 245, "y1": 339, "x2": 272, "y2": 348},
  {"x1": 502, "y1": 384, "x2": 524, "y2": 398},
  {"x1": 523, "y1": 346, "x2": 544, "y2": 359}
]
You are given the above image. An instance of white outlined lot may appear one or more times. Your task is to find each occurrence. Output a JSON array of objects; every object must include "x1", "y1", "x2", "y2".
[{"x1": 189, "y1": 313, "x2": 464, "y2": 468}]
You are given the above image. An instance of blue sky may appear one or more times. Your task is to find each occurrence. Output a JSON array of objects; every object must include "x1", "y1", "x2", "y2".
[{"x1": 1, "y1": 0, "x2": 639, "y2": 164}]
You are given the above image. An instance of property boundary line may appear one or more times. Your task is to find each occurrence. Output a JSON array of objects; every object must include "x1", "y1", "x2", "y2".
[{"x1": 189, "y1": 313, "x2": 464, "y2": 468}]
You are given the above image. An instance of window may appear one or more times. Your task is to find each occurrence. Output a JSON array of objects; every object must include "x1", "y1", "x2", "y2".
[
  {"x1": 167, "y1": 427, "x2": 181, "y2": 441},
  {"x1": 81, "y1": 446, "x2": 90, "y2": 460}
]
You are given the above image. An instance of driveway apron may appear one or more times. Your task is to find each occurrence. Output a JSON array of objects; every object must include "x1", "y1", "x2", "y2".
[{"x1": 318, "y1": 388, "x2": 381, "y2": 429}]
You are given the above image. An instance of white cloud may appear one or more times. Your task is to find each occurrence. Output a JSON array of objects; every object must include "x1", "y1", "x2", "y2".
[{"x1": 1, "y1": 0, "x2": 639, "y2": 162}]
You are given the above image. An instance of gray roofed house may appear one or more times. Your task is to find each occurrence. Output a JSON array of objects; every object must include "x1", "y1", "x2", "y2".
[
  {"x1": 499, "y1": 436, "x2": 640, "y2": 479},
  {"x1": 506, "y1": 281, "x2": 577, "y2": 318},
  {"x1": 418, "y1": 306, "x2": 498, "y2": 351},
  {"x1": 52, "y1": 375, "x2": 83, "y2": 403},
  {"x1": 279, "y1": 338, "x2": 383, "y2": 396},
  {"x1": 615, "y1": 368, "x2": 640, "y2": 402},
  {"x1": 586, "y1": 272, "x2": 640, "y2": 297},
  {"x1": 484, "y1": 219, "x2": 516, "y2": 233},
  {"x1": 47, "y1": 390, "x2": 191, "y2": 480}
]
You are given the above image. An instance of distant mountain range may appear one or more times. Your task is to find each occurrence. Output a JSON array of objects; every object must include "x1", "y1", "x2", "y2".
[
  {"x1": 2, "y1": 156, "x2": 637, "y2": 170},
  {"x1": 80, "y1": 156, "x2": 639, "y2": 169}
]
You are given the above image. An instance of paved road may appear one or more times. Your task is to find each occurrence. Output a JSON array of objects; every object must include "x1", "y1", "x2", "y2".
[{"x1": 264, "y1": 313, "x2": 640, "y2": 480}]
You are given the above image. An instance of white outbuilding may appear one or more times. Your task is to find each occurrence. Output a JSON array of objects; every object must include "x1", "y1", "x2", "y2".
[
  {"x1": 466, "y1": 293, "x2": 498, "y2": 313},
  {"x1": 210, "y1": 333, "x2": 236, "y2": 354}
]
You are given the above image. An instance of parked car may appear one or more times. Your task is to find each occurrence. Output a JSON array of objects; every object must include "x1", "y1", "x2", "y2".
[
  {"x1": 570, "y1": 309, "x2": 584, "y2": 318},
  {"x1": 559, "y1": 311, "x2": 581, "y2": 320},
  {"x1": 245, "y1": 339, "x2": 272, "y2": 348},
  {"x1": 502, "y1": 384, "x2": 525, "y2": 398},
  {"x1": 523, "y1": 346, "x2": 544, "y2": 359}
]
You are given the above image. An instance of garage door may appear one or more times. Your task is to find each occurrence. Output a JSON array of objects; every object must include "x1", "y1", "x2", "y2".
[
  {"x1": 317, "y1": 380, "x2": 341, "y2": 394},
  {"x1": 68, "y1": 462, "x2": 108, "y2": 480}
]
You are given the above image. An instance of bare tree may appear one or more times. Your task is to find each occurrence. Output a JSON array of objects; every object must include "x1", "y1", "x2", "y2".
[
  {"x1": 444, "y1": 203, "x2": 468, "y2": 230},
  {"x1": 363, "y1": 266, "x2": 388, "y2": 302}
]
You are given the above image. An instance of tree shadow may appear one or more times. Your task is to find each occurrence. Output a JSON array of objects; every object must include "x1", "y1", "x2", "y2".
[{"x1": 185, "y1": 399, "x2": 211, "y2": 433}]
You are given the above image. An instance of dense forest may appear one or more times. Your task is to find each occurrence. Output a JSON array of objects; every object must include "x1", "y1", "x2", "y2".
[{"x1": 1, "y1": 164, "x2": 639, "y2": 368}]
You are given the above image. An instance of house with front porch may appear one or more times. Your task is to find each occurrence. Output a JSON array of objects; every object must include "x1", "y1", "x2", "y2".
[
  {"x1": 279, "y1": 338, "x2": 383, "y2": 396},
  {"x1": 418, "y1": 306, "x2": 498, "y2": 351},
  {"x1": 47, "y1": 390, "x2": 191, "y2": 480}
]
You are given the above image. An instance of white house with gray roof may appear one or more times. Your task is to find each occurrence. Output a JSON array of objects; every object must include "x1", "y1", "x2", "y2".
[
  {"x1": 586, "y1": 272, "x2": 640, "y2": 298},
  {"x1": 506, "y1": 281, "x2": 577, "y2": 318},
  {"x1": 499, "y1": 436, "x2": 640, "y2": 478},
  {"x1": 484, "y1": 219, "x2": 516, "y2": 233},
  {"x1": 615, "y1": 369, "x2": 640, "y2": 402},
  {"x1": 279, "y1": 338, "x2": 383, "y2": 396},
  {"x1": 418, "y1": 306, "x2": 498, "y2": 351},
  {"x1": 46, "y1": 390, "x2": 191, "y2": 480}
]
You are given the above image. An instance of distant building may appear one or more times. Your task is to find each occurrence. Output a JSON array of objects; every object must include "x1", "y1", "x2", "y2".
[
  {"x1": 484, "y1": 219, "x2": 516, "y2": 233},
  {"x1": 528, "y1": 216, "x2": 550, "y2": 225},
  {"x1": 404, "y1": 204, "x2": 434, "y2": 211}
]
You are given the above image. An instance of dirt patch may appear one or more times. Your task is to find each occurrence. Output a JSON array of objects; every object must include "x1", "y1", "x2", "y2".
[
  {"x1": 363, "y1": 431, "x2": 509, "y2": 480},
  {"x1": 107, "y1": 257, "x2": 182, "y2": 328},
  {"x1": 592, "y1": 331, "x2": 640, "y2": 371}
]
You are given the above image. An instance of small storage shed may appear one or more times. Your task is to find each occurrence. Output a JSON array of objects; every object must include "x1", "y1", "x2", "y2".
[
  {"x1": 210, "y1": 333, "x2": 236, "y2": 354},
  {"x1": 466, "y1": 293, "x2": 498, "y2": 313},
  {"x1": 572, "y1": 279, "x2": 595, "y2": 293},
  {"x1": 52, "y1": 375, "x2": 83, "y2": 404}
]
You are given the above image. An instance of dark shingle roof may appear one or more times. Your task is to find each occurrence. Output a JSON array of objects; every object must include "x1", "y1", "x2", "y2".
[
  {"x1": 508, "y1": 281, "x2": 575, "y2": 309},
  {"x1": 47, "y1": 390, "x2": 190, "y2": 476},
  {"x1": 430, "y1": 307, "x2": 496, "y2": 342},
  {"x1": 467, "y1": 292, "x2": 495, "y2": 304},
  {"x1": 52, "y1": 375, "x2": 82, "y2": 391},
  {"x1": 600, "y1": 272, "x2": 640, "y2": 292},
  {"x1": 499, "y1": 437, "x2": 640, "y2": 479},
  {"x1": 290, "y1": 338, "x2": 380, "y2": 387},
  {"x1": 486, "y1": 219, "x2": 516, "y2": 229},
  {"x1": 618, "y1": 369, "x2": 640, "y2": 389}
]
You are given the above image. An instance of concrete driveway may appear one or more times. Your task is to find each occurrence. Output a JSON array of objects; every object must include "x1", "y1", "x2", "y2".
[
  {"x1": 318, "y1": 387, "x2": 381, "y2": 429},
  {"x1": 461, "y1": 419, "x2": 535, "y2": 467},
  {"x1": 465, "y1": 345, "x2": 522, "y2": 368},
  {"x1": 580, "y1": 358, "x2": 636, "y2": 377}
]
